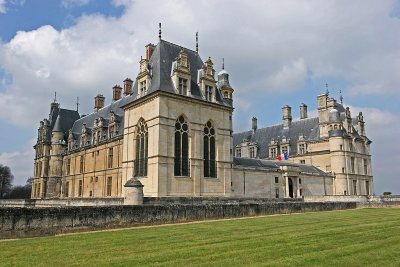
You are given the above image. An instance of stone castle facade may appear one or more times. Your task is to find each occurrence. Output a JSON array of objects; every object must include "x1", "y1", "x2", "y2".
[{"x1": 31, "y1": 37, "x2": 373, "y2": 200}]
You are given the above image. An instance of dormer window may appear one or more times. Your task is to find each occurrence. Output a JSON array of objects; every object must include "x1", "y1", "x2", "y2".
[
  {"x1": 178, "y1": 78, "x2": 188, "y2": 95},
  {"x1": 250, "y1": 147, "x2": 256, "y2": 158},
  {"x1": 140, "y1": 81, "x2": 147, "y2": 96},
  {"x1": 270, "y1": 147, "x2": 277, "y2": 158},
  {"x1": 236, "y1": 148, "x2": 241, "y2": 157},
  {"x1": 205, "y1": 85, "x2": 213, "y2": 101}
]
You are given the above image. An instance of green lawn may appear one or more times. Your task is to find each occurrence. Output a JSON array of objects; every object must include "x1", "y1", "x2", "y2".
[{"x1": 1, "y1": 208, "x2": 399, "y2": 266}]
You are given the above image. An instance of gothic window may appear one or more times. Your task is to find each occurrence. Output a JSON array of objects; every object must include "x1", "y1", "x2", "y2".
[
  {"x1": 178, "y1": 78, "x2": 188, "y2": 96},
  {"x1": 174, "y1": 116, "x2": 189, "y2": 176},
  {"x1": 108, "y1": 147, "x2": 113, "y2": 169},
  {"x1": 204, "y1": 121, "x2": 216, "y2": 177},
  {"x1": 205, "y1": 86, "x2": 213, "y2": 101},
  {"x1": 134, "y1": 119, "x2": 148, "y2": 177}
]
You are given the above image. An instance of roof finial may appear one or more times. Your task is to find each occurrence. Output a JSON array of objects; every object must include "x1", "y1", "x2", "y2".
[
  {"x1": 222, "y1": 58, "x2": 225, "y2": 70},
  {"x1": 76, "y1": 96, "x2": 80, "y2": 112},
  {"x1": 325, "y1": 83, "x2": 329, "y2": 95},
  {"x1": 340, "y1": 90, "x2": 343, "y2": 104},
  {"x1": 158, "y1": 23, "x2": 162, "y2": 40},
  {"x1": 196, "y1": 32, "x2": 198, "y2": 53},
  {"x1": 53, "y1": 91, "x2": 57, "y2": 103}
]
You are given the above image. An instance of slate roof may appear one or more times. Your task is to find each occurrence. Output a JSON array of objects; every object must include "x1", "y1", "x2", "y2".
[
  {"x1": 233, "y1": 117, "x2": 321, "y2": 158},
  {"x1": 45, "y1": 105, "x2": 80, "y2": 142},
  {"x1": 68, "y1": 39, "x2": 229, "y2": 149},
  {"x1": 233, "y1": 157, "x2": 329, "y2": 176},
  {"x1": 129, "y1": 40, "x2": 227, "y2": 106}
]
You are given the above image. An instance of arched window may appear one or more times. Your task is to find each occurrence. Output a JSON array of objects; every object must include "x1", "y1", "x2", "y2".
[
  {"x1": 204, "y1": 121, "x2": 216, "y2": 177},
  {"x1": 134, "y1": 119, "x2": 148, "y2": 177},
  {"x1": 174, "y1": 116, "x2": 189, "y2": 176}
]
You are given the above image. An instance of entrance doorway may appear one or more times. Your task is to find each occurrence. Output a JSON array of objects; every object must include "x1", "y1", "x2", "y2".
[{"x1": 288, "y1": 178, "x2": 293, "y2": 198}]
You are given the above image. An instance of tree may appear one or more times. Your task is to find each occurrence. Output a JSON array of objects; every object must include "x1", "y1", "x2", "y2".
[
  {"x1": 383, "y1": 192, "x2": 392, "y2": 196},
  {"x1": 0, "y1": 164, "x2": 14, "y2": 198},
  {"x1": 6, "y1": 177, "x2": 32, "y2": 199}
]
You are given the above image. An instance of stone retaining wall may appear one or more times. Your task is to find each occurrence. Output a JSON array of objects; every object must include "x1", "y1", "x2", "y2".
[{"x1": 0, "y1": 202, "x2": 355, "y2": 239}]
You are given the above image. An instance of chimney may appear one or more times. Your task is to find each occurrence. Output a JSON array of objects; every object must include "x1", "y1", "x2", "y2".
[
  {"x1": 94, "y1": 94, "x2": 105, "y2": 112},
  {"x1": 123, "y1": 78, "x2": 133, "y2": 96},
  {"x1": 252, "y1": 117, "x2": 257, "y2": 132},
  {"x1": 282, "y1": 105, "x2": 292, "y2": 128},
  {"x1": 145, "y1": 43, "x2": 155, "y2": 61},
  {"x1": 300, "y1": 103, "x2": 308, "y2": 119},
  {"x1": 112, "y1": 85, "x2": 122, "y2": 101}
]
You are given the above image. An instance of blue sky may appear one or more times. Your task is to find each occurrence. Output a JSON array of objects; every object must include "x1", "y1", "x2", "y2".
[{"x1": 0, "y1": 0, "x2": 399, "y2": 194}]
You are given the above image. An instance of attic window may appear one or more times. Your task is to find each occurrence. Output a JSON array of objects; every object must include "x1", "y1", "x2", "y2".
[
  {"x1": 139, "y1": 81, "x2": 147, "y2": 96},
  {"x1": 205, "y1": 85, "x2": 213, "y2": 101},
  {"x1": 178, "y1": 78, "x2": 188, "y2": 96}
]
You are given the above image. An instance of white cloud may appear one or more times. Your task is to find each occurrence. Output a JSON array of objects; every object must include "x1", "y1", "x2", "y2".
[
  {"x1": 61, "y1": 0, "x2": 90, "y2": 9},
  {"x1": 266, "y1": 58, "x2": 307, "y2": 92},
  {"x1": 0, "y1": 139, "x2": 35, "y2": 185},
  {"x1": 0, "y1": 0, "x2": 6, "y2": 13}
]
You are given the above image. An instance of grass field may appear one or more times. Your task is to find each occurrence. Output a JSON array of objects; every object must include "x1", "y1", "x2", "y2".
[{"x1": 1, "y1": 208, "x2": 399, "y2": 266}]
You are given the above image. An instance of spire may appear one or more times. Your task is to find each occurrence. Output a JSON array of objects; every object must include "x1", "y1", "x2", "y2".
[
  {"x1": 340, "y1": 90, "x2": 343, "y2": 104},
  {"x1": 53, "y1": 114, "x2": 63, "y2": 132},
  {"x1": 325, "y1": 83, "x2": 329, "y2": 95},
  {"x1": 196, "y1": 32, "x2": 198, "y2": 53},
  {"x1": 53, "y1": 91, "x2": 57, "y2": 103},
  {"x1": 222, "y1": 58, "x2": 224, "y2": 70},
  {"x1": 76, "y1": 96, "x2": 80, "y2": 112},
  {"x1": 159, "y1": 23, "x2": 162, "y2": 40}
]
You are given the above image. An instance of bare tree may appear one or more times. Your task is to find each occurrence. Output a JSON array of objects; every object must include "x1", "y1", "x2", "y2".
[{"x1": 0, "y1": 164, "x2": 14, "y2": 198}]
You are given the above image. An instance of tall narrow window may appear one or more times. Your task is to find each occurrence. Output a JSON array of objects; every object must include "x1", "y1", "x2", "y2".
[
  {"x1": 79, "y1": 156, "x2": 84, "y2": 173},
  {"x1": 108, "y1": 147, "x2": 113, "y2": 169},
  {"x1": 178, "y1": 78, "x2": 188, "y2": 95},
  {"x1": 65, "y1": 181, "x2": 69, "y2": 197},
  {"x1": 236, "y1": 148, "x2": 241, "y2": 157},
  {"x1": 66, "y1": 158, "x2": 71, "y2": 175},
  {"x1": 107, "y1": 177, "x2": 112, "y2": 196},
  {"x1": 78, "y1": 180, "x2": 83, "y2": 197},
  {"x1": 174, "y1": 116, "x2": 189, "y2": 176},
  {"x1": 204, "y1": 121, "x2": 216, "y2": 177},
  {"x1": 205, "y1": 86, "x2": 213, "y2": 101},
  {"x1": 134, "y1": 119, "x2": 148, "y2": 177},
  {"x1": 140, "y1": 81, "x2": 146, "y2": 96}
]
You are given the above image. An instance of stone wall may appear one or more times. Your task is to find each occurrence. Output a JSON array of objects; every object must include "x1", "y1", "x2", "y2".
[
  {"x1": 304, "y1": 195, "x2": 400, "y2": 203},
  {"x1": 0, "y1": 198, "x2": 124, "y2": 207},
  {"x1": 1, "y1": 202, "x2": 355, "y2": 239}
]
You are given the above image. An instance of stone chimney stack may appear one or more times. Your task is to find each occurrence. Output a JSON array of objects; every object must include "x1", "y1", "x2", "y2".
[
  {"x1": 252, "y1": 117, "x2": 257, "y2": 132},
  {"x1": 300, "y1": 103, "x2": 308, "y2": 119},
  {"x1": 282, "y1": 105, "x2": 292, "y2": 128},
  {"x1": 94, "y1": 94, "x2": 105, "y2": 112},
  {"x1": 112, "y1": 85, "x2": 122, "y2": 101},
  {"x1": 123, "y1": 78, "x2": 133, "y2": 96},
  {"x1": 145, "y1": 43, "x2": 155, "y2": 61}
]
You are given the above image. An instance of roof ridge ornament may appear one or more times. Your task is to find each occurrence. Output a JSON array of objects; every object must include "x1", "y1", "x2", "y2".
[
  {"x1": 340, "y1": 90, "x2": 343, "y2": 104},
  {"x1": 222, "y1": 58, "x2": 224, "y2": 70},
  {"x1": 196, "y1": 32, "x2": 198, "y2": 53},
  {"x1": 159, "y1": 22, "x2": 162, "y2": 40},
  {"x1": 325, "y1": 83, "x2": 329, "y2": 96}
]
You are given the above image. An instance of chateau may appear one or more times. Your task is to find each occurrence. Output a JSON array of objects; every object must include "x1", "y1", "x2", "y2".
[{"x1": 31, "y1": 35, "x2": 373, "y2": 200}]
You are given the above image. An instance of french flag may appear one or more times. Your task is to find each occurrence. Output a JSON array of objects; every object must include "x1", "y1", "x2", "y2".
[{"x1": 277, "y1": 152, "x2": 289, "y2": 161}]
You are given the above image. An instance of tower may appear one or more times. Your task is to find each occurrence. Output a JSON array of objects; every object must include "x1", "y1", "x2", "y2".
[
  {"x1": 217, "y1": 59, "x2": 234, "y2": 106},
  {"x1": 46, "y1": 115, "x2": 66, "y2": 198}
]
